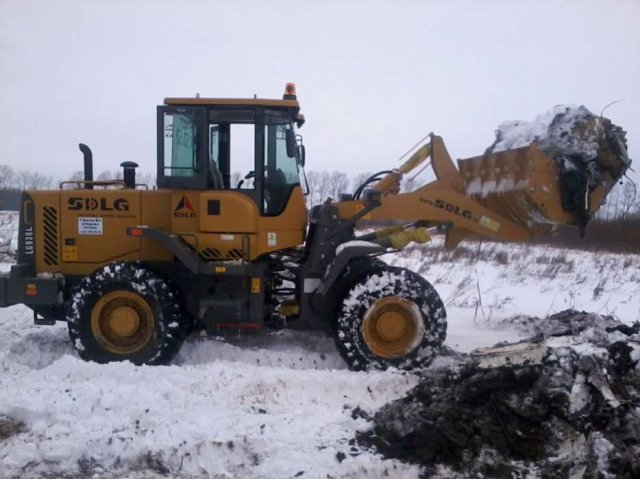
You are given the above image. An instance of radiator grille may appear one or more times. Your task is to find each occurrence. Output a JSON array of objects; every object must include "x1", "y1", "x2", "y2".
[{"x1": 42, "y1": 207, "x2": 59, "y2": 266}]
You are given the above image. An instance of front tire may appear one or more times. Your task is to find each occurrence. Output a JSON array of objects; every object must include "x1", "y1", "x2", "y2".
[
  {"x1": 334, "y1": 267, "x2": 447, "y2": 371},
  {"x1": 67, "y1": 263, "x2": 186, "y2": 365}
]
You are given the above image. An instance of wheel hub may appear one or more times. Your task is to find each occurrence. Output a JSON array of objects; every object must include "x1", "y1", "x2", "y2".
[
  {"x1": 91, "y1": 291, "x2": 154, "y2": 355},
  {"x1": 361, "y1": 296, "x2": 424, "y2": 359},
  {"x1": 375, "y1": 311, "x2": 406, "y2": 341},
  {"x1": 108, "y1": 306, "x2": 141, "y2": 337}
]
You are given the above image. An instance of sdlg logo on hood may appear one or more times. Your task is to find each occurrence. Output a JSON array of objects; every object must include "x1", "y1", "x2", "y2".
[{"x1": 174, "y1": 196, "x2": 196, "y2": 218}]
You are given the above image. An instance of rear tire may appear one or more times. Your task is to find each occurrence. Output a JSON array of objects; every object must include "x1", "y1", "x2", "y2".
[
  {"x1": 67, "y1": 263, "x2": 187, "y2": 365},
  {"x1": 334, "y1": 267, "x2": 447, "y2": 371}
]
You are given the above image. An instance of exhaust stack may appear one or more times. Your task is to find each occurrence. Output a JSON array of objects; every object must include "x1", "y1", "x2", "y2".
[
  {"x1": 78, "y1": 143, "x2": 93, "y2": 190},
  {"x1": 120, "y1": 161, "x2": 139, "y2": 189}
]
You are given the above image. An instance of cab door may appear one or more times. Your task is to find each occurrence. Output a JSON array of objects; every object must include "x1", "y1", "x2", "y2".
[{"x1": 156, "y1": 105, "x2": 208, "y2": 190}]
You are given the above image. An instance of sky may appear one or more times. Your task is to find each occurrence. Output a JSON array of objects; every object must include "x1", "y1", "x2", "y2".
[{"x1": 1, "y1": 0, "x2": 639, "y2": 185}]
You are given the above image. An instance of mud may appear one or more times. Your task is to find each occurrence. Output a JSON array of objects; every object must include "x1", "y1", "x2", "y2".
[
  {"x1": 358, "y1": 310, "x2": 640, "y2": 478},
  {"x1": 0, "y1": 415, "x2": 25, "y2": 441}
]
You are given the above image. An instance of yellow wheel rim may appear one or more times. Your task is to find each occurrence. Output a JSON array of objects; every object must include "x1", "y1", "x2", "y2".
[
  {"x1": 361, "y1": 296, "x2": 424, "y2": 359},
  {"x1": 90, "y1": 291, "x2": 155, "y2": 355}
]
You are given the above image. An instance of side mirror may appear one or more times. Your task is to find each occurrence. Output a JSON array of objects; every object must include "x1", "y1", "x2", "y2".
[
  {"x1": 297, "y1": 144, "x2": 306, "y2": 167},
  {"x1": 285, "y1": 128, "x2": 296, "y2": 158}
]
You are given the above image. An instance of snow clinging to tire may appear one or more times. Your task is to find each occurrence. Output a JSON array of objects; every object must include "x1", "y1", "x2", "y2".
[{"x1": 334, "y1": 268, "x2": 447, "y2": 371}]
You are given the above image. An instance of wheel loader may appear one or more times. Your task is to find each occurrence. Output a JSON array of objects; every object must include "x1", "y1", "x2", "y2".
[{"x1": 0, "y1": 84, "x2": 631, "y2": 370}]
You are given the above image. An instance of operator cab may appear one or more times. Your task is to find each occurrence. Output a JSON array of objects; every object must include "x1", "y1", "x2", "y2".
[{"x1": 157, "y1": 83, "x2": 306, "y2": 216}]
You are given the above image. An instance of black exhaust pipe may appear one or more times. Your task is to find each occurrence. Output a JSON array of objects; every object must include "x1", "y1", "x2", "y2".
[
  {"x1": 120, "y1": 161, "x2": 139, "y2": 189},
  {"x1": 79, "y1": 143, "x2": 93, "y2": 190}
]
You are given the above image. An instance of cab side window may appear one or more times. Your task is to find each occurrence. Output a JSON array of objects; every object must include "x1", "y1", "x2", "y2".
[
  {"x1": 163, "y1": 113, "x2": 196, "y2": 177},
  {"x1": 230, "y1": 124, "x2": 256, "y2": 189},
  {"x1": 208, "y1": 125, "x2": 224, "y2": 188},
  {"x1": 263, "y1": 123, "x2": 299, "y2": 215}
]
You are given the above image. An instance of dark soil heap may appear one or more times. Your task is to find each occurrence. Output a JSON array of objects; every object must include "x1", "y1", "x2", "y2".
[
  {"x1": 486, "y1": 106, "x2": 631, "y2": 185},
  {"x1": 358, "y1": 311, "x2": 640, "y2": 478}
]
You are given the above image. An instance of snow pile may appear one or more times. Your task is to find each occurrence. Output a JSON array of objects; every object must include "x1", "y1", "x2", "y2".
[
  {"x1": 0, "y1": 211, "x2": 17, "y2": 261},
  {"x1": 358, "y1": 310, "x2": 640, "y2": 478},
  {"x1": 487, "y1": 105, "x2": 630, "y2": 178}
]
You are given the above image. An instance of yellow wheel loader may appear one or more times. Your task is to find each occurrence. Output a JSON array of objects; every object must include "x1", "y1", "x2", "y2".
[{"x1": 0, "y1": 84, "x2": 631, "y2": 370}]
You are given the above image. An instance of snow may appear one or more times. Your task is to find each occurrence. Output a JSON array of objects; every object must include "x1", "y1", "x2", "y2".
[
  {"x1": 385, "y1": 238, "x2": 640, "y2": 350},
  {"x1": 488, "y1": 104, "x2": 577, "y2": 153},
  {"x1": 0, "y1": 211, "x2": 639, "y2": 477},
  {"x1": 486, "y1": 104, "x2": 630, "y2": 182},
  {"x1": 465, "y1": 177, "x2": 530, "y2": 197},
  {"x1": 0, "y1": 317, "x2": 421, "y2": 478},
  {"x1": 335, "y1": 240, "x2": 381, "y2": 256}
]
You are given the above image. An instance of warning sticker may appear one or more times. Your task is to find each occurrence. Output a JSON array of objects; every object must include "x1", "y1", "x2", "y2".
[
  {"x1": 479, "y1": 216, "x2": 500, "y2": 232},
  {"x1": 78, "y1": 217, "x2": 103, "y2": 235},
  {"x1": 62, "y1": 245, "x2": 78, "y2": 261},
  {"x1": 267, "y1": 232, "x2": 277, "y2": 247}
]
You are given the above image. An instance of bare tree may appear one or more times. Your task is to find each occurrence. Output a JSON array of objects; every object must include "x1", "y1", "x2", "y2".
[
  {"x1": 96, "y1": 170, "x2": 113, "y2": 181},
  {"x1": 328, "y1": 171, "x2": 349, "y2": 201},
  {"x1": 0, "y1": 165, "x2": 15, "y2": 190},
  {"x1": 14, "y1": 170, "x2": 29, "y2": 190},
  {"x1": 230, "y1": 171, "x2": 243, "y2": 188},
  {"x1": 305, "y1": 170, "x2": 320, "y2": 205},
  {"x1": 136, "y1": 171, "x2": 156, "y2": 188},
  {"x1": 313, "y1": 171, "x2": 335, "y2": 205},
  {"x1": 11, "y1": 170, "x2": 52, "y2": 190},
  {"x1": 618, "y1": 181, "x2": 638, "y2": 220},
  {"x1": 58, "y1": 170, "x2": 85, "y2": 190},
  {"x1": 351, "y1": 171, "x2": 374, "y2": 194},
  {"x1": 593, "y1": 180, "x2": 639, "y2": 222},
  {"x1": 25, "y1": 171, "x2": 53, "y2": 190}
]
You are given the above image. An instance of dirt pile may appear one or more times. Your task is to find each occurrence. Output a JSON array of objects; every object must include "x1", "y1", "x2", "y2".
[
  {"x1": 358, "y1": 310, "x2": 640, "y2": 478},
  {"x1": 486, "y1": 106, "x2": 631, "y2": 229},
  {"x1": 487, "y1": 106, "x2": 631, "y2": 183}
]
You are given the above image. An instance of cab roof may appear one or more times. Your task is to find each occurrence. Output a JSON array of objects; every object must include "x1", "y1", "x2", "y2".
[
  {"x1": 163, "y1": 97, "x2": 300, "y2": 110},
  {"x1": 164, "y1": 84, "x2": 304, "y2": 124},
  {"x1": 163, "y1": 96, "x2": 304, "y2": 126}
]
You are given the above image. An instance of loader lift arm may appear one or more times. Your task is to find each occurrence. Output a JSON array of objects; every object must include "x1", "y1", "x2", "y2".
[{"x1": 333, "y1": 133, "x2": 621, "y2": 250}]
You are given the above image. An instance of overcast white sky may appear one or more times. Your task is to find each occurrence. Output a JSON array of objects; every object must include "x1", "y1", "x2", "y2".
[{"x1": 1, "y1": 0, "x2": 638, "y2": 184}]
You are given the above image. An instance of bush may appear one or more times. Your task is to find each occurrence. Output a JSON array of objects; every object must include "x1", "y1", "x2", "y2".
[{"x1": 531, "y1": 216, "x2": 640, "y2": 254}]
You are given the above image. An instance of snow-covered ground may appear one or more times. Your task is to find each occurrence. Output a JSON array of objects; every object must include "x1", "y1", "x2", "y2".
[
  {"x1": 387, "y1": 239, "x2": 640, "y2": 352},
  {"x1": 1, "y1": 216, "x2": 639, "y2": 477}
]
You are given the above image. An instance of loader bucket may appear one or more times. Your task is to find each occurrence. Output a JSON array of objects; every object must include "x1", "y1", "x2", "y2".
[
  {"x1": 458, "y1": 145, "x2": 602, "y2": 231},
  {"x1": 458, "y1": 107, "x2": 631, "y2": 234}
]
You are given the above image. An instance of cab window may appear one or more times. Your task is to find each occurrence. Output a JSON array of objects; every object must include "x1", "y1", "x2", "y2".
[
  {"x1": 263, "y1": 122, "x2": 299, "y2": 216},
  {"x1": 230, "y1": 124, "x2": 255, "y2": 189},
  {"x1": 163, "y1": 113, "x2": 196, "y2": 177}
]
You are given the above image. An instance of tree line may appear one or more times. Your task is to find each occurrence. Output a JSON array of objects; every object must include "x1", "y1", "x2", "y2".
[{"x1": 0, "y1": 165, "x2": 157, "y2": 191}]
